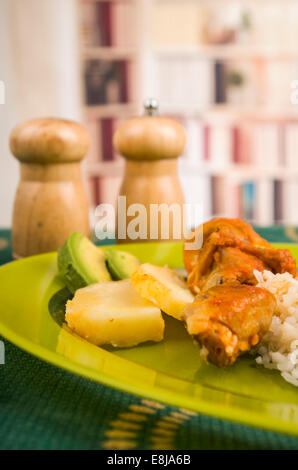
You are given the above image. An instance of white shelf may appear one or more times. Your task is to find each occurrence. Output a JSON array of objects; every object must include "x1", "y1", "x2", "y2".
[
  {"x1": 155, "y1": 44, "x2": 298, "y2": 61},
  {"x1": 180, "y1": 161, "x2": 298, "y2": 181},
  {"x1": 82, "y1": 47, "x2": 137, "y2": 60},
  {"x1": 153, "y1": 0, "x2": 295, "y2": 3},
  {"x1": 92, "y1": 0, "x2": 135, "y2": 3},
  {"x1": 162, "y1": 104, "x2": 298, "y2": 121},
  {"x1": 84, "y1": 103, "x2": 138, "y2": 118}
]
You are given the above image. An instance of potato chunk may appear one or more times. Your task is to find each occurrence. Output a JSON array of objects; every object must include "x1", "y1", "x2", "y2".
[
  {"x1": 131, "y1": 263, "x2": 194, "y2": 321},
  {"x1": 65, "y1": 279, "x2": 164, "y2": 348}
]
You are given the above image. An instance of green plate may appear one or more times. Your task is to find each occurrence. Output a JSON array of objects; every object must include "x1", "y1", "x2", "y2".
[{"x1": 0, "y1": 242, "x2": 298, "y2": 436}]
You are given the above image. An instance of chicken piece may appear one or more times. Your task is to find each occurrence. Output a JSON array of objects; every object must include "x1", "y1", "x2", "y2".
[
  {"x1": 184, "y1": 284, "x2": 276, "y2": 367},
  {"x1": 183, "y1": 218, "x2": 296, "y2": 367},
  {"x1": 184, "y1": 218, "x2": 296, "y2": 294}
]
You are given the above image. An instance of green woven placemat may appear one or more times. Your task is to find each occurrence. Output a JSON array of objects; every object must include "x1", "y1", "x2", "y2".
[{"x1": 0, "y1": 227, "x2": 298, "y2": 450}]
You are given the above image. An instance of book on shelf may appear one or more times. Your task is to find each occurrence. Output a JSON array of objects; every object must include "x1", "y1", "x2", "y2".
[
  {"x1": 110, "y1": 1, "x2": 136, "y2": 48},
  {"x1": 241, "y1": 181, "x2": 255, "y2": 222},
  {"x1": 273, "y1": 180, "x2": 283, "y2": 223},
  {"x1": 281, "y1": 181, "x2": 298, "y2": 225},
  {"x1": 232, "y1": 125, "x2": 241, "y2": 163},
  {"x1": 156, "y1": 59, "x2": 171, "y2": 107},
  {"x1": 112, "y1": 118, "x2": 126, "y2": 161},
  {"x1": 185, "y1": 59, "x2": 214, "y2": 110},
  {"x1": 101, "y1": 119, "x2": 114, "y2": 162},
  {"x1": 90, "y1": 175, "x2": 101, "y2": 207},
  {"x1": 255, "y1": 179, "x2": 274, "y2": 226},
  {"x1": 214, "y1": 61, "x2": 227, "y2": 104},
  {"x1": 209, "y1": 177, "x2": 274, "y2": 224},
  {"x1": 80, "y1": 0, "x2": 136, "y2": 48},
  {"x1": 126, "y1": 60, "x2": 138, "y2": 104},
  {"x1": 101, "y1": 118, "x2": 125, "y2": 162},
  {"x1": 85, "y1": 117, "x2": 102, "y2": 165},
  {"x1": 205, "y1": 113, "x2": 236, "y2": 166},
  {"x1": 237, "y1": 121, "x2": 253, "y2": 164},
  {"x1": 208, "y1": 124, "x2": 233, "y2": 166},
  {"x1": 84, "y1": 59, "x2": 129, "y2": 105},
  {"x1": 201, "y1": 110, "x2": 291, "y2": 168},
  {"x1": 211, "y1": 176, "x2": 223, "y2": 217},
  {"x1": 209, "y1": 175, "x2": 282, "y2": 225},
  {"x1": 97, "y1": 1, "x2": 112, "y2": 47},
  {"x1": 80, "y1": 1, "x2": 101, "y2": 47},
  {"x1": 234, "y1": 183, "x2": 243, "y2": 219},
  {"x1": 213, "y1": 176, "x2": 241, "y2": 219},
  {"x1": 157, "y1": 59, "x2": 213, "y2": 111},
  {"x1": 179, "y1": 173, "x2": 212, "y2": 225},
  {"x1": 202, "y1": 107, "x2": 241, "y2": 165},
  {"x1": 178, "y1": 110, "x2": 298, "y2": 224},
  {"x1": 85, "y1": 117, "x2": 126, "y2": 164},
  {"x1": 181, "y1": 116, "x2": 242, "y2": 166},
  {"x1": 284, "y1": 123, "x2": 298, "y2": 169},
  {"x1": 119, "y1": 61, "x2": 128, "y2": 103},
  {"x1": 89, "y1": 175, "x2": 122, "y2": 208},
  {"x1": 231, "y1": 181, "x2": 242, "y2": 219},
  {"x1": 182, "y1": 118, "x2": 204, "y2": 164},
  {"x1": 80, "y1": 1, "x2": 112, "y2": 47},
  {"x1": 215, "y1": 177, "x2": 242, "y2": 220},
  {"x1": 203, "y1": 125, "x2": 210, "y2": 161},
  {"x1": 251, "y1": 122, "x2": 280, "y2": 167}
]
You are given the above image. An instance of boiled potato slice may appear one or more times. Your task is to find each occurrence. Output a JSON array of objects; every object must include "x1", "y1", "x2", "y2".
[
  {"x1": 65, "y1": 279, "x2": 164, "y2": 348},
  {"x1": 131, "y1": 263, "x2": 194, "y2": 321}
]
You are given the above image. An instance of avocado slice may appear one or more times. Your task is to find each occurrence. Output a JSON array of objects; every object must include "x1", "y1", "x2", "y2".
[
  {"x1": 58, "y1": 232, "x2": 111, "y2": 293},
  {"x1": 106, "y1": 249, "x2": 141, "y2": 280}
]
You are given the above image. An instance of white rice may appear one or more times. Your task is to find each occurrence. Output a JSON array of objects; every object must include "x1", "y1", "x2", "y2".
[{"x1": 254, "y1": 269, "x2": 298, "y2": 386}]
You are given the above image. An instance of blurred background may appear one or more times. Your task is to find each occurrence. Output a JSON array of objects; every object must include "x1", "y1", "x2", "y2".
[{"x1": 1, "y1": 0, "x2": 298, "y2": 229}]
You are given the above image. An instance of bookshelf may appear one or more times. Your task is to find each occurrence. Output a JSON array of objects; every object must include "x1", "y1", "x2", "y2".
[
  {"x1": 79, "y1": 0, "x2": 139, "y2": 225},
  {"x1": 78, "y1": 0, "x2": 298, "y2": 227}
]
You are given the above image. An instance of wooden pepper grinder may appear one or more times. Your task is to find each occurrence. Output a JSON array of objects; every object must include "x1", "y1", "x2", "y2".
[
  {"x1": 10, "y1": 118, "x2": 90, "y2": 258},
  {"x1": 113, "y1": 99, "x2": 186, "y2": 243}
]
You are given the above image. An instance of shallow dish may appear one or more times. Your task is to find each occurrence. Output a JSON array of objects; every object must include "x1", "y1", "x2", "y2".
[{"x1": 0, "y1": 242, "x2": 298, "y2": 436}]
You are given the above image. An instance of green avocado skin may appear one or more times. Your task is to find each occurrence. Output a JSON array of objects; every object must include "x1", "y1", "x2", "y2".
[
  {"x1": 106, "y1": 250, "x2": 140, "y2": 280},
  {"x1": 57, "y1": 233, "x2": 140, "y2": 290},
  {"x1": 57, "y1": 242, "x2": 88, "y2": 293},
  {"x1": 57, "y1": 232, "x2": 112, "y2": 293}
]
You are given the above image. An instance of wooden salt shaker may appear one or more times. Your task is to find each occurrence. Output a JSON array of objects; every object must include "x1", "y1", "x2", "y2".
[
  {"x1": 10, "y1": 118, "x2": 90, "y2": 258},
  {"x1": 113, "y1": 99, "x2": 186, "y2": 243}
]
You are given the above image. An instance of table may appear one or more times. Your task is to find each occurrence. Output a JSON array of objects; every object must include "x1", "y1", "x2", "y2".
[{"x1": 1, "y1": 227, "x2": 298, "y2": 450}]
